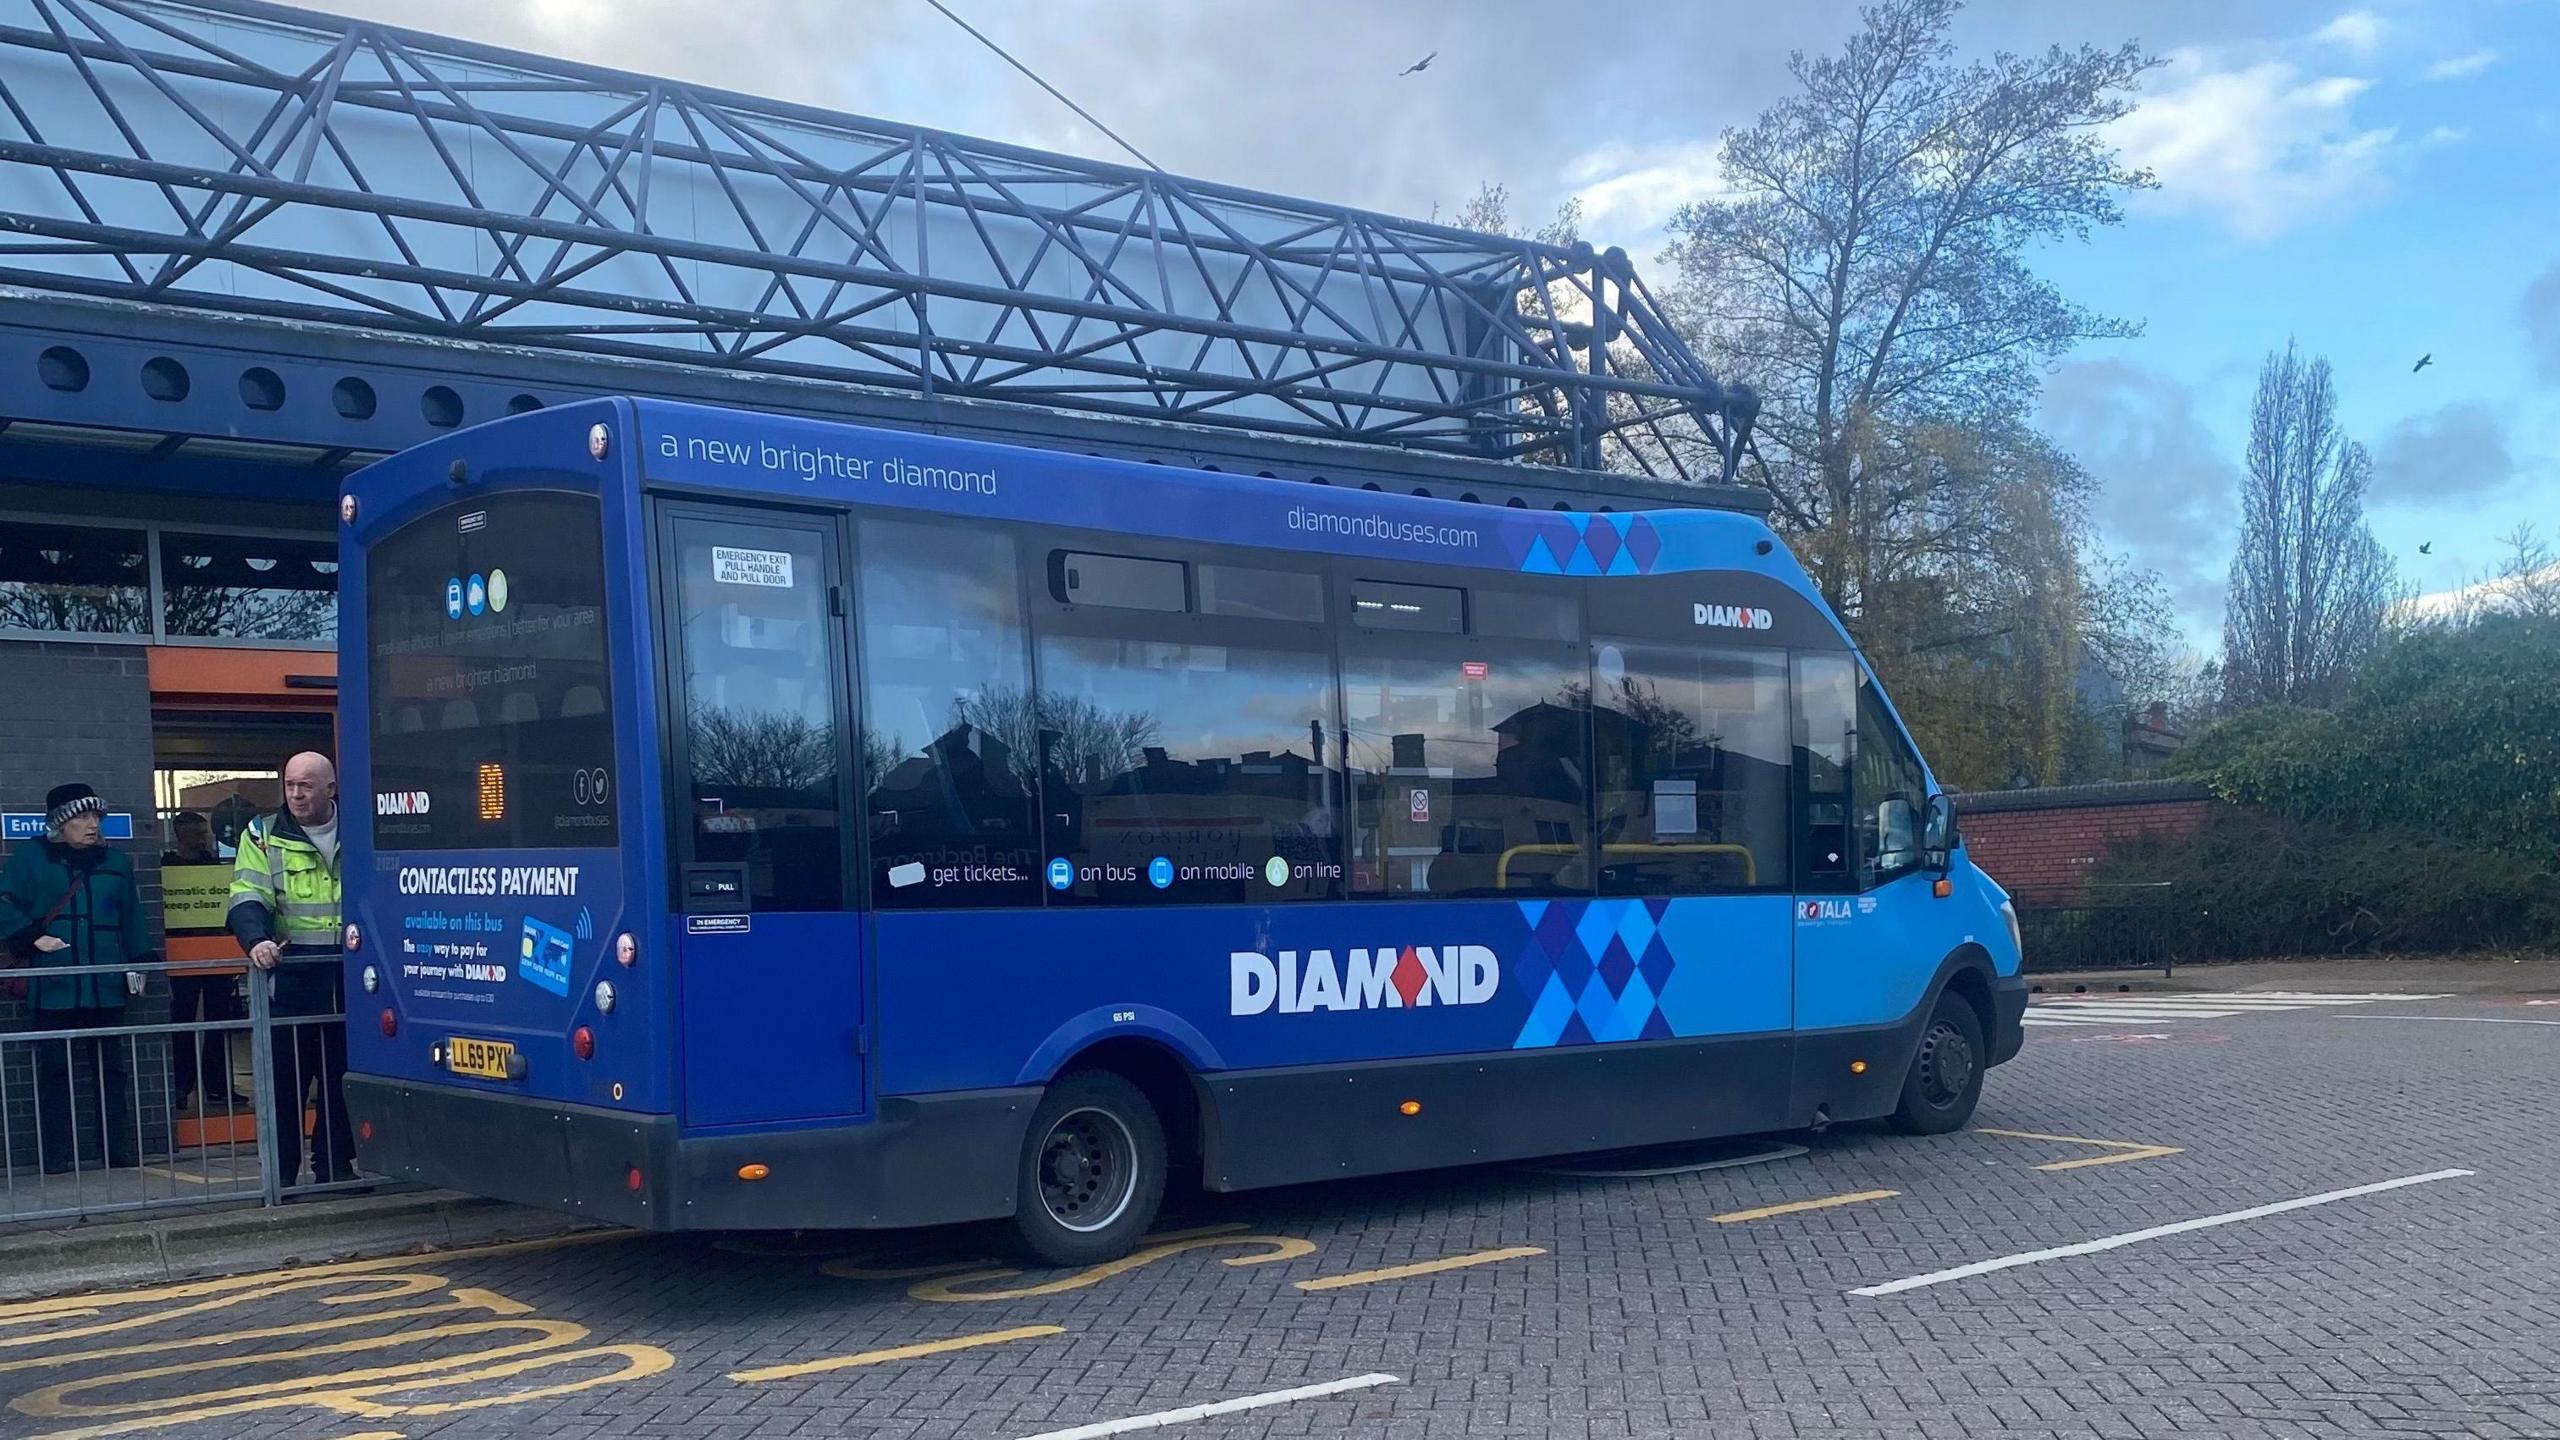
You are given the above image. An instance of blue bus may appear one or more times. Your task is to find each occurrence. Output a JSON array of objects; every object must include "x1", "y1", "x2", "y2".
[{"x1": 339, "y1": 398, "x2": 2025, "y2": 1263}]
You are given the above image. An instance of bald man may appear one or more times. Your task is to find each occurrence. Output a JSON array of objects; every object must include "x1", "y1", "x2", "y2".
[{"x1": 229, "y1": 750, "x2": 358, "y2": 1189}]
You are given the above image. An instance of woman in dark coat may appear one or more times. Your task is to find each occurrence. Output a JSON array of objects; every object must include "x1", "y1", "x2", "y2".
[{"x1": 0, "y1": 783, "x2": 152, "y2": 1173}]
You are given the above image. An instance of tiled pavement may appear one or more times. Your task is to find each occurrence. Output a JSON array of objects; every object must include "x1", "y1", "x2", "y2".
[{"x1": 3, "y1": 991, "x2": 2552, "y2": 1439}]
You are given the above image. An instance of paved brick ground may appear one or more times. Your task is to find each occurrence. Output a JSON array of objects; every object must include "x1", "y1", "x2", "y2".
[{"x1": 5, "y1": 992, "x2": 2554, "y2": 1439}]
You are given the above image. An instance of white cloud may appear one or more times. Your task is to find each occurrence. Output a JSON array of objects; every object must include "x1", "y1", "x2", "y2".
[
  {"x1": 2108, "y1": 50, "x2": 2396, "y2": 240},
  {"x1": 1560, "y1": 140, "x2": 1732, "y2": 250},
  {"x1": 2422, "y1": 125, "x2": 2469, "y2": 147},
  {"x1": 2314, "y1": 10, "x2": 2386, "y2": 56},
  {"x1": 2424, "y1": 49, "x2": 2500, "y2": 81}
]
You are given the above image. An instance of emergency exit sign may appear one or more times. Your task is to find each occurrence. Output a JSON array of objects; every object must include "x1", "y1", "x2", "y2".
[{"x1": 2, "y1": 812, "x2": 136, "y2": 841}]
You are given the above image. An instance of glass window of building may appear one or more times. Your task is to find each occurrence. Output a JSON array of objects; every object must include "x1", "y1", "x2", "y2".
[
  {"x1": 1591, "y1": 642, "x2": 1790, "y2": 894},
  {"x1": 0, "y1": 519, "x2": 148, "y2": 635},
  {"x1": 160, "y1": 531, "x2": 337, "y2": 643}
]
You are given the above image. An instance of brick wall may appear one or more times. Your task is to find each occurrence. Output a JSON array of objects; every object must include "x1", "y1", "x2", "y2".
[
  {"x1": 1958, "y1": 780, "x2": 2213, "y2": 905},
  {"x1": 0, "y1": 639, "x2": 170, "y2": 1169}
]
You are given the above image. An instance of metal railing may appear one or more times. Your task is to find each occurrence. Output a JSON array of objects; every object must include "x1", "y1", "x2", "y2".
[
  {"x1": 2015, "y1": 885, "x2": 2201, "y2": 975},
  {"x1": 2, "y1": 955, "x2": 371, "y2": 1224}
]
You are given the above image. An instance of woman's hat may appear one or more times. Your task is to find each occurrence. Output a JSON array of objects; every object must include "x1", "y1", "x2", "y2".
[{"x1": 45, "y1": 782, "x2": 103, "y2": 832}]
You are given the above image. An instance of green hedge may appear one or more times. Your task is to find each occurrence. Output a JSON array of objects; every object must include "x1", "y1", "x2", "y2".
[
  {"x1": 2090, "y1": 807, "x2": 2560, "y2": 955},
  {"x1": 2175, "y1": 615, "x2": 2560, "y2": 869}
]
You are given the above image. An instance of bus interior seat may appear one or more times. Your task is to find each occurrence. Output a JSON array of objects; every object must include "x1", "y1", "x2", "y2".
[
  {"x1": 561, "y1": 685, "x2": 605, "y2": 717},
  {"x1": 499, "y1": 693, "x2": 540, "y2": 723}
]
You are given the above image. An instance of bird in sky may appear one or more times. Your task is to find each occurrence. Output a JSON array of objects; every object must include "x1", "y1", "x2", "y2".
[
  {"x1": 1401, "y1": 52, "x2": 1436, "y2": 75},
  {"x1": 2420, "y1": 542, "x2": 2434, "y2": 554},
  {"x1": 2413, "y1": 354, "x2": 2433, "y2": 373}
]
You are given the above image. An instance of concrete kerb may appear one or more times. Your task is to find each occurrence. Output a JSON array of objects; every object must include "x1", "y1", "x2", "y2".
[
  {"x1": 0, "y1": 1189, "x2": 597, "y2": 1301},
  {"x1": 2027, "y1": 954, "x2": 2560, "y2": 997}
]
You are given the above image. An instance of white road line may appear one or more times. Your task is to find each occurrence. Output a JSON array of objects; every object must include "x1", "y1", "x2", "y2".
[
  {"x1": 2339, "y1": 1015, "x2": 2560, "y2": 1027},
  {"x1": 1011, "y1": 1374, "x2": 1402, "y2": 1440},
  {"x1": 1850, "y1": 1169, "x2": 2476, "y2": 1297}
]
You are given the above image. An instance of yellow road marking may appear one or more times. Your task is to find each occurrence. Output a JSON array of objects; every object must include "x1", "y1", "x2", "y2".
[
  {"x1": 0, "y1": 1289, "x2": 529, "y2": 1374},
  {"x1": 1293, "y1": 1246, "x2": 1545, "y2": 1292},
  {"x1": 1975, "y1": 1127, "x2": 2184, "y2": 1171},
  {"x1": 135, "y1": 1166, "x2": 215, "y2": 1186},
  {"x1": 0, "y1": 1228, "x2": 634, "y2": 1324},
  {"x1": 903, "y1": 1232, "x2": 1314, "y2": 1303},
  {"x1": 1712, "y1": 1189, "x2": 1899, "y2": 1223},
  {"x1": 728, "y1": 1325, "x2": 1063, "y2": 1383}
]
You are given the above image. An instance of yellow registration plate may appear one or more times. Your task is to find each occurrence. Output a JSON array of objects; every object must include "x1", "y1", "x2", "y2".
[{"x1": 446, "y1": 1036, "x2": 519, "y2": 1081}]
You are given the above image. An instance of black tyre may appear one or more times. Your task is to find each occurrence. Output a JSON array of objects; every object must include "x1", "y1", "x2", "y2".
[
  {"x1": 1011, "y1": 1071, "x2": 1167, "y2": 1267},
  {"x1": 1889, "y1": 991, "x2": 1987, "y2": 1135}
]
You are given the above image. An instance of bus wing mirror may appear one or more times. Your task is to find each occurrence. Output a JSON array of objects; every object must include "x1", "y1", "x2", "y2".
[{"x1": 1922, "y1": 793, "x2": 1957, "y2": 873}]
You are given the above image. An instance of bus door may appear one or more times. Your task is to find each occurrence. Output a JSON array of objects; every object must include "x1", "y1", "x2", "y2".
[
  {"x1": 1792, "y1": 653, "x2": 1939, "y2": 1030},
  {"x1": 657, "y1": 504, "x2": 866, "y2": 1127}
]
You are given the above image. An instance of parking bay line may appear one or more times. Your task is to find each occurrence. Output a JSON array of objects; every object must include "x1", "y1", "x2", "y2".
[
  {"x1": 728, "y1": 1324, "x2": 1064, "y2": 1382},
  {"x1": 1294, "y1": 1247, "x2": 1545, "y2": 1292},
  {"x1": 1850, "y1": 1168, "x2": 2476, "y2": 1297},
  {"x1": 1975, "y1": 1128, "x2": 2183, "y2": 1171},
  {"x1": 1714, "y1": 1189, "x2": 1898, "y2": 1223},
  {"x1": 2339, "y1": 1016, "x2": 2560, "y2": 1027},
  {"x1": 1012, "y1": 1372, "x2": 1400, "y2": 1440}
]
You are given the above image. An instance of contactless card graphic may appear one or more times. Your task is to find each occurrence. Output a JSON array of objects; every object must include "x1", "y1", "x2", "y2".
[{"x1": 518, "y1": 916, "x2": 574, "y2": 998}]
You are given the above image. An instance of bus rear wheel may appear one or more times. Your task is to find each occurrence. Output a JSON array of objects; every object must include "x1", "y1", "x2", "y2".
[
  {"x1": 1012, "y1": 1071, "x2": 1167, "y2": 1266},
  {"x1": 1889, "y1": 991, "x2": 1986, "y2": 1135}
]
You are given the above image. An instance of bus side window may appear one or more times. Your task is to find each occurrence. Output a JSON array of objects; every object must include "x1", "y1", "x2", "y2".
[
  {"x1": 1591, "y1": 641, "x2": 1789, "y2": 895},
  {"x1": 1342, "y1": 590, "x2": 1589, "y2": 900},
  {"x1": 1793, "y1": 653, "x2": 1855, "y2": 891},
  {"x1": 858, "y1": 520, "x2": 1043, "y2": 909},
  {"x1": 1853, "y1": 676, "x2": 1929, "y2": 888}
]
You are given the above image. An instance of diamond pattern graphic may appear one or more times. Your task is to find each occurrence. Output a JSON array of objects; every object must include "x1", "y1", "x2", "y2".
[
  {"x1": 1595, "y1": 936, "x2": 1637, "y2": 996},
  {"x1": 1624, "y1": 516, "x2": 1663, "y2": 571},
  {"x1": 1512, "y1": 898, "x2": 1695, "y2": 1048},
  {"x1": 1584, "y1": 516, "x2": 1623, "y2": 571}
]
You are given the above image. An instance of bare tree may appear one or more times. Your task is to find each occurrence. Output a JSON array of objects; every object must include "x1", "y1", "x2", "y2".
[
  {"x1": 687, "y1": 707, "x2": 836, "y2": 792},
  {"x1": 1664, "y1": 0, "x2": 2154, "y2": 612},
  {"x1": 953, "y1": 687, "x2": 1160, "y2": 788},
  {"x1": 2223, "y1": 342, "x2": 2397, "y2": 708}
]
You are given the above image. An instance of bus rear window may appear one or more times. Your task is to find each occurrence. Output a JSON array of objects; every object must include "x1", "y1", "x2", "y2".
[{"x1": 367, "y1": 491, "x2": 618, "y2": 850}]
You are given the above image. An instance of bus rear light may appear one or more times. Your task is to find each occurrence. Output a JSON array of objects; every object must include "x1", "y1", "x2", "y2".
[
  {"x1": 379, "y1": 1009, "x2": 398, "y2": 1037},
  {"x1": 624, "y1": 1164, "x2": 643, "y2": 1194},
  {"x1": 360, "y1": 965, "x2": 379, "y2": 994},
  {"x1": 1398, "y1": 1100, "x2": 1422, "y2": 1117},
  {"x1": 1849, "y1": 1059, "x2": 1868, "y2": 1075},
  {"x1": 339, "y1": 494, "x2": 358, "y2": 524},
  {"x1": 593, "y1": 980, "x2": 616, "y2": 1014},
  {"x1": 344, "y1": 924, "x2": 362, "y2": 952},
  {"x1": 737, "y1": 1164, "x2": 770, "y2": 1182},
  {"x1": 572, "y1": 1026, "x2": 595, "y2": 1060},
  {"x1": 359, "y1": 1120, "x2": 375, "y2": 1143},
  {"x1": 616, "y1": 933, "x2": 637, "y2": 967}
]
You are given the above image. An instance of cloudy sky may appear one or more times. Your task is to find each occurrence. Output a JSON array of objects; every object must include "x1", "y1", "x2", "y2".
[{"x1": 329, "y1": 0, "x2": 2559, "y2": 639}]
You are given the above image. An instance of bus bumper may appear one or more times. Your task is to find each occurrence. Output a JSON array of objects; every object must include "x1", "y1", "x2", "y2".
[
  {"x1": 345, "y1": 1075, "x2": 1036, "y2": 1231},
  {"x1": 1989, "y1": 974, "x2": 2029, "y2": 1065}
]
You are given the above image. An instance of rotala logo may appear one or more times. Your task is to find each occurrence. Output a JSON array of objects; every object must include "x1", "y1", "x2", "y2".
[
  {"x1": 1230, "y1": 945, "x2": 1498, "y2": 1016},
  {"x1": 1694, "y1": 602, "x2": 1775, "y2": 630},
  {"x1": 376, "y1": 791, "x2": 431, "y2": 816}
]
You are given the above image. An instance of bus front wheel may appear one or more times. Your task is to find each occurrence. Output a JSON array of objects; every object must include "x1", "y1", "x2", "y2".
[
  {"x1": 1889, "y1": 992, "x2": 1986, "y2": 1135},
  {"x1": 1012, "y1": 1071, "x2": 1167, "y2": 1266}
]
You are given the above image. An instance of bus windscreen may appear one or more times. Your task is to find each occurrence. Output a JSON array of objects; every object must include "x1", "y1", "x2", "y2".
[{"x1": 366, "y1": 490, "x2": 618, "y2": 851}]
